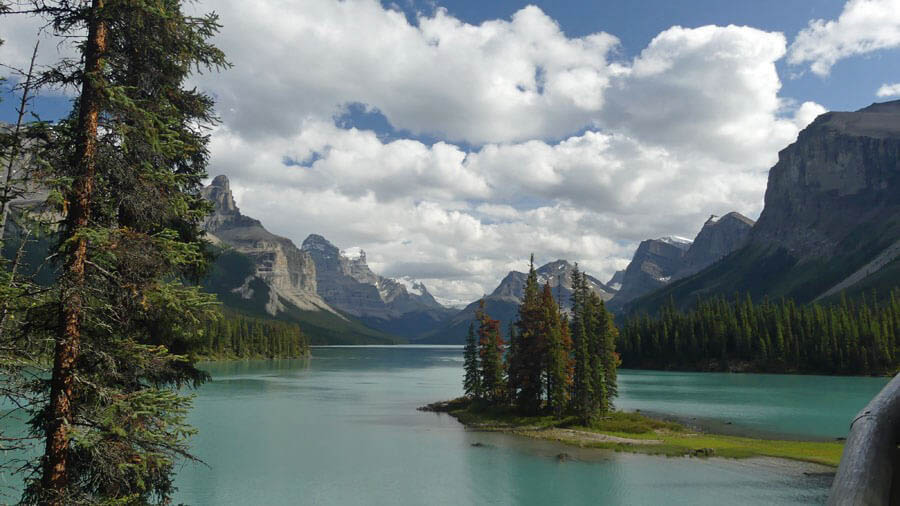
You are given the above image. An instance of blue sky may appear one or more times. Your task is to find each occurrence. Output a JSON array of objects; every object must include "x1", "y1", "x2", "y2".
[{"x1": 2, "y1": 0, "x2": 900, "y2": 304}]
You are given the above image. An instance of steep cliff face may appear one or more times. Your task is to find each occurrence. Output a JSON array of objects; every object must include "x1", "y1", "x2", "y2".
[
  {"x1": 752, "y1": 101, "x2": 900, "y2": 258},
  {"x1": 419, "y1": 260, "x2": 614, "y2": 344},
  {"x1": 300, "y1": 234, "x2": 453, "y2": 338},
  {"x1": 301, "y1": 234, "x2": 392, "y2": 318},
  {"x1": 606, "y1": 270, "x2": 625, "y2": 292},
  {"x1": 675, "y1": 212, "x2": 755, "y2": 279},
  {"x1": 628, "y1": 101, "x2": 900, "y2": 314},
  {"x1": 607, "y1": 237, "x2": 691, "y2": 311},
  {"x1": 200, "y1": 176, "x2": 331, "y2": 314}
]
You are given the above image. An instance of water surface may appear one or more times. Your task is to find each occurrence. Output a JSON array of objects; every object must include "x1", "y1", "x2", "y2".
[
  {"x1": 616, "y1": 369, "x2": 888, "y2": 439},
  {"x1": 171, "y1": 346, "x2": 887, "y2": 505}
]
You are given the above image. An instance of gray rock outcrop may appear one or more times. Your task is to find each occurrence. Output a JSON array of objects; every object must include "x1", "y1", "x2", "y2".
[
  {"x1": 752, "y1": 100, "x2": 900, "y2": 259},
  {"x1": 200, "y1": 175, "x2": 333, "y2": 314},
  {"x1": 606, "y1": 270, "x2": 625, "y2": 292},
  {"x1": 300, "y1": 234, "x2": 452, "y2": 335},
  {"x1": 607, "y1": 237, "x2": 691, "y2": 311},
  {"x1": 675, "y1": 212, "x2": 755, "y2": 279}
]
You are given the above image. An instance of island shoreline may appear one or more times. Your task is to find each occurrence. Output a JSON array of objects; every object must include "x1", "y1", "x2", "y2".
[{"x1": 421, "y1": 397, "x2": 845, "y2": 468}]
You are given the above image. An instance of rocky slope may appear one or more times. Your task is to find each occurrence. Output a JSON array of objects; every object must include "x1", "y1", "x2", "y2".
[
  {"x1": 201, "y1": 175, "x2": 330, "y2": 314},
  {"x1": 199, "y1": 176, "x2": 398, "y2": 344},
  {"x1": 301, "y1": 234, "x2": 454, "y2": 339},
  {"x1": 752, "y1": 101, "x2": 900, "y2": 259},
  {"x1": 674, "y1": 212, "x2": 755, "y2": 279},
  {"x1": 608, "y1": 212, "x2": 755, "y2": 313},
  {"x1": 629, "y1": 100, "x2": 900, "y2": 313},
  {"x1": 418, "y1": 260, "x2": 615, "y2": 344},
  {"x1": 606, "y1": 270, "x2": 625, "y2": 292},
  {"x1": 606, "y1": 237, "x2": 691, "y2": 312}
]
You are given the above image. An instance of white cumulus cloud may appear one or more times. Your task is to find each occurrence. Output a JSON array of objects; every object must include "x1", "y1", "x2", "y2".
[
  {"x1": 876, "y1": 82, "x2": 900, "y2": 96},
  {"x1": 192, "y1": 1, "x2": 625, "y2": 145},
  {"x1": 788, "y1": 0, "x2": 900, "y2": 76}
]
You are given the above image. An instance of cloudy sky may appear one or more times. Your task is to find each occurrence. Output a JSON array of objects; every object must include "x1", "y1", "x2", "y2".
[{"x1": 3, "y1": 0, "x2": 900, "y2": 306}]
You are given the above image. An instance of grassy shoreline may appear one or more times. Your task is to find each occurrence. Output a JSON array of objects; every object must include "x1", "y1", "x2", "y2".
[{"x1": 421, "y1": 397, "x2": 844, "y2": 467}]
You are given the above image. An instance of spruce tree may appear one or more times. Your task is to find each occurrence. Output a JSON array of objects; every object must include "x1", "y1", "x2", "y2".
[
  {"x1": 513, "y1": 254, "x2": 544, "y2": 412},
  {"x1": 584, "y1": 282, "x2": 605, "y2": 420},
  {"x1": 570, "y1": 265, "x2": 596, "y2": 424},
  {"x1": 543, "y1": 284, "x2": 571, "y2": 417},
  {"x1": 5, "y1": 1, "x2": 228, "y2": 504},
  {"x1": 594, "y1": 296, "x2": 618, "y2": 413},
  {"x1": 463, "y1": 322, "x2": 481, "y2": 398},
  {"x1": 476, "y1": 300, "x2": 505, "y2": 403}
]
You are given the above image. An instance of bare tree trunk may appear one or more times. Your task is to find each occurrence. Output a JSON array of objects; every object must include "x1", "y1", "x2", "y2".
[{"x1": 41, "y1": 1, "x2": 107, "y2": 502}]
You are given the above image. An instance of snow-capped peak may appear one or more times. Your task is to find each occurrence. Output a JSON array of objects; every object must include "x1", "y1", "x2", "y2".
[
  {"x1": 341, "y1": 246, "x2": 365, "y2": 262},
  {"x1": 659, "y1": 235, "x2": 693, "y2": 246},
  {"x1": 396, "y1": 276, "x2": 426, "y2": 297}
]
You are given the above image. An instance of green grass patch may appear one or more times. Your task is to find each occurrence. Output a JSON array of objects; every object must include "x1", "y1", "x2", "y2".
[
  {"x1": 433, "y1": 398, "x2": 844, "y2": 467},
  {"x1": 588, "y1": 411, "x2": 685, "y2": 434}
]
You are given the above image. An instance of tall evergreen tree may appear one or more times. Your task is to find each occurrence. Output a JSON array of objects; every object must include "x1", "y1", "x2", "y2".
[
  {"x1": 570, "y1": 265, "x2": 596, "y2": 424},
  {"x1": 543, "y1": 284, "x2": 572, "y2": 417},
  {"x1": 476, "y1": 300, "x2": 505, "y2": 403},
  {"x1": 6, "y1": 1, "x2": 228, "y2": 503},
  {"x1": 592, "y1": 294, "x2": 618, "y2": 413},
  {"x1": 512, "y1": 254, "x2": 544, "y2": 412},
  {"x1": 463, "y1": 322, "x2": 481, "y2": 398}
]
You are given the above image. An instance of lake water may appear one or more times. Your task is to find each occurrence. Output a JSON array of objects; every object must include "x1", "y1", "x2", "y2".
[{"x1": 170, "y1": 346, "x2": 890, "y2": 505}]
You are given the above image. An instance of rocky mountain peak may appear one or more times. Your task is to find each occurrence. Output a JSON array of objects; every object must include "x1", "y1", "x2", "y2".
[
  {"x1": 608, "y1": 213, "x2": 757, "y2": 312},
  {"x1": 674, "y1": 211, "x2": 755, "y2": 279},
  {"x1": 753, "y1": 100, "x2": 900, "y2": 258},
  {"x1": 537, "y1": 259, "x2": 572, "y2": 275},
  {"x1": 301, "y1": 234, "x2": 338, "y2": 253},
  {"x1": 606, "y1": 270, "x2": 625, "y2": 292},
  {"x1": 490, "y1": 260, "x2": 613, "y2": 302},
  {"x1": 210, "y1": 174, "x2": 230, "y2": 190},
  {"x1": 300, "y1": 233, "x2": 448, "y2": 326},
  {"x1": 200, "y1": 174, "x2": 241, "y2": 231},
  {"x1": 198, "y1": 177, "x2": 330, "y2": 315}
]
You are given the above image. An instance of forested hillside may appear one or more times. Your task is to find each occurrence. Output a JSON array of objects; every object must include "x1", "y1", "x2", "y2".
[
  {"x1": 619, "y1": 290, "x2": 899, "y2": 375},
  {"x1": 195, "y1": 310, "x2": 309, "y2": 359}
]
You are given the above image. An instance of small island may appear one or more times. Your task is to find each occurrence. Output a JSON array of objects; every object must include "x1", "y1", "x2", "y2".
[
  {"x1": 425, "y1": 258, "x2": 845, "y2": 469},
  {"x1": 421, "y1": 397, "x2": 843, "y2": 467}
]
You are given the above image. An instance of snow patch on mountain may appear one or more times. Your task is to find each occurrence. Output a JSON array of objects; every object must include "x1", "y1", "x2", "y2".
[
  {"x1": 659, "y1": 235, "x2": 693, "y2": 246},
  {"x1": 396, "y1": 276, "x2": 426, "y2": 297},
  {"x1": 341, "y1": 246, "x2": 364, "y2": 261}
]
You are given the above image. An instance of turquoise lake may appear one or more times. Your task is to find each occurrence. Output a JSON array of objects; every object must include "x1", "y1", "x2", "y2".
[{"x1": 169, "y1": 346, "x2": 889, "y2": 505}]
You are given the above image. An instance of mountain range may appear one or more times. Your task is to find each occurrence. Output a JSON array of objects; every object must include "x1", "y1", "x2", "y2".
[
  {"x1": 300, "y1": 234, "x2": 455, "y2": 338},
  {"x1": 416, "y1": 259, "x2": 616, "y2": 344},
  {"x1": 197, "y1": 100, "x2": 900, "y2": 343},
  {"x1": 607, "y1": 212, "x2": 755, "y2": 312},
  {"x1": 627, "y1": 100, "x2": 900, "y2": 314},
  {"x1": 198, "y1": 177, "x2": 620, "y2": 344}
]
